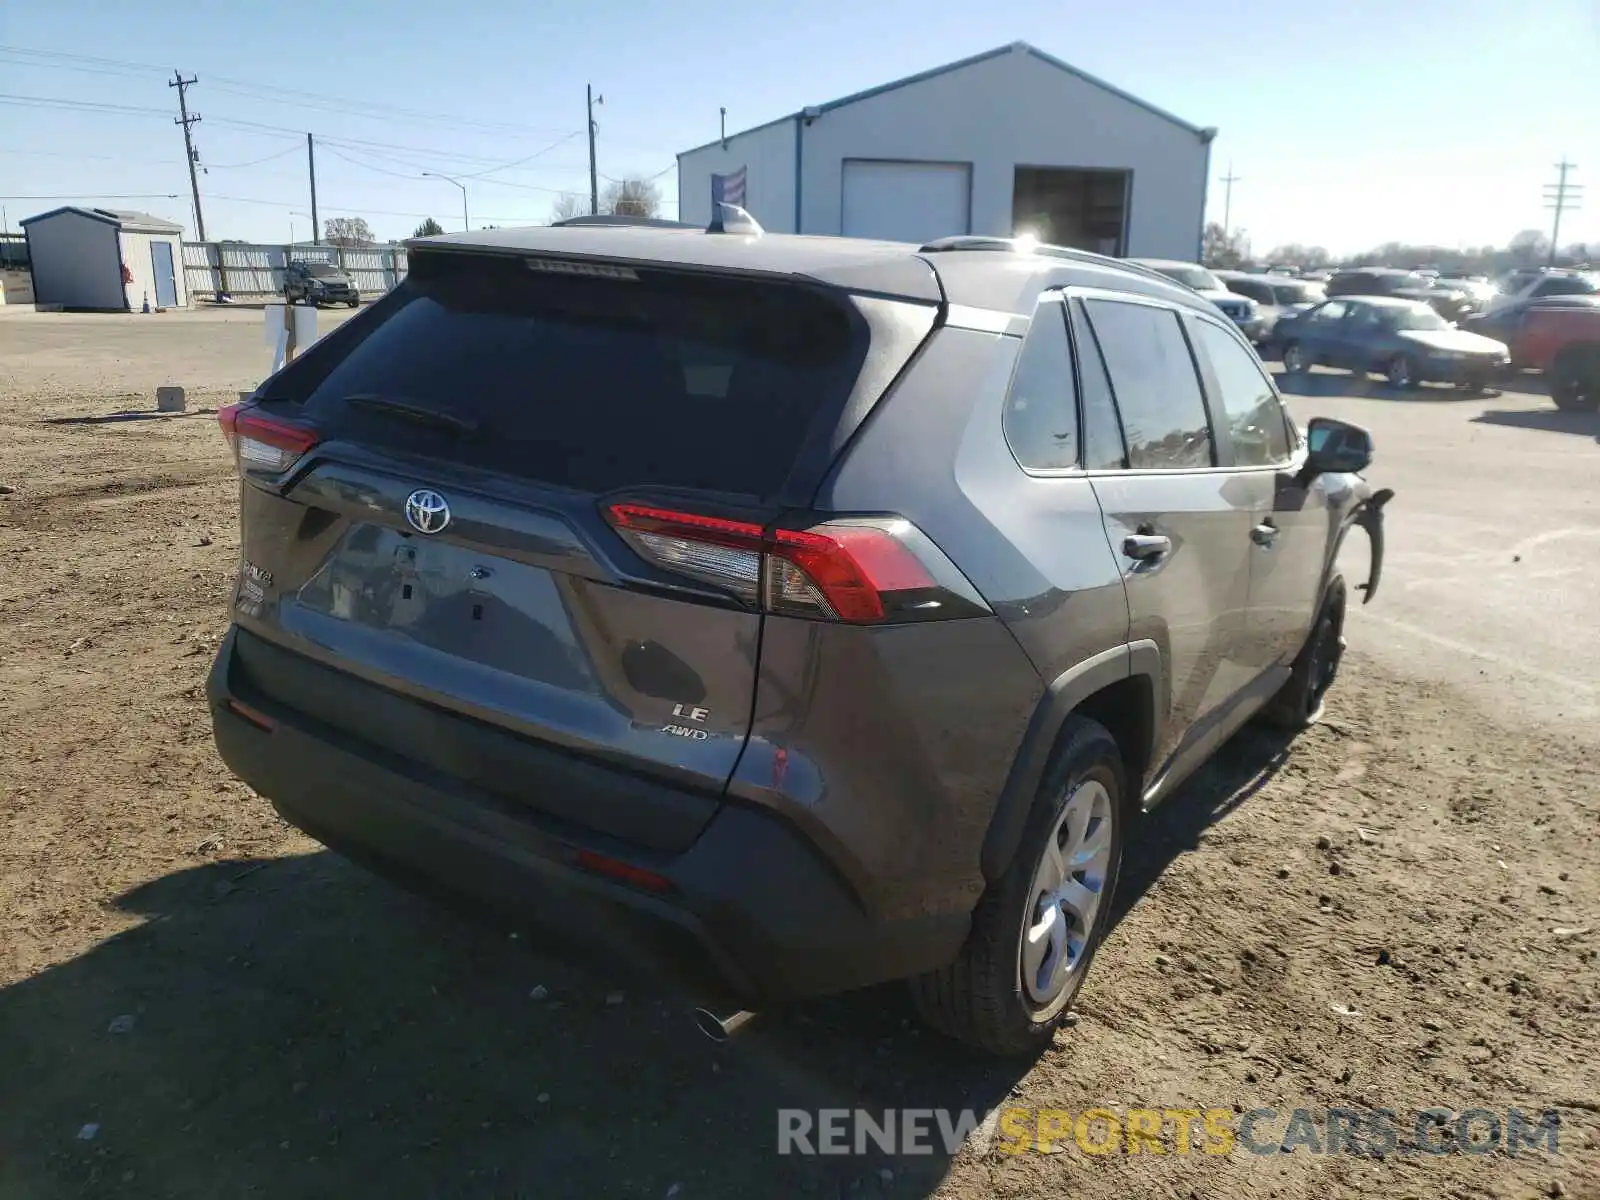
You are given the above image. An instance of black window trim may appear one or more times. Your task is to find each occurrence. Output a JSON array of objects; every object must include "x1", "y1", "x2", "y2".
[
  {"x1": 1183, "y1": 309, "x2": 1303, "y2": 472},
  {"x1": 1067, "y1": 286, "x2": 1231, "y2": 475}
]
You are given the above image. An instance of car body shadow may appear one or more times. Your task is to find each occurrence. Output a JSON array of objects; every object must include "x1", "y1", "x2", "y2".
[
  {"x1": 1472, "y1": 407, "x2": 1600, "y2": 438},
  {"x1": 1274, "y1": 369, "x2": 1497, "y2": 402},
  {"x1": 0, "y1": 851, "x2": 1023, "y2": 1198},
  {"x1": 43, "y1": 409, "x2": 218, "y2": 426},
  {"x1": 1110, "y1": 721, "x2": 1294, "y2": 928},
  {"x1": 0, "y1": 720, "x2": 1303, "y2": 1198}
]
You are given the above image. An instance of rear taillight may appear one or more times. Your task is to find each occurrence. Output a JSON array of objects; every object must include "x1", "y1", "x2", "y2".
[
  {"x1": 604, "y1": 502, "x2": 986, "y2": 624},
  {"x1": 218, "y1": 403, "x2": 320, "y2": 475}
]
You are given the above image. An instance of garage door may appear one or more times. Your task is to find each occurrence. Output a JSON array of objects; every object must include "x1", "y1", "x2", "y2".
[{"x1": 840, "y1": 160, "x2": 971, "y2": 244}]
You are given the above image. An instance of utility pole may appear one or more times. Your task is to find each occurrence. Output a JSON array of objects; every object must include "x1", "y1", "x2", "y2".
[
  {"x1": 170, "y1": 72, "x2": 205, "y2": 243},
  {"x1": 587, "y1": 84, "x2": 603, "y2": 215},
  {"x1": 1221, "y1": 162, "x2": 1241, "y2": 236},
  {"x1": 1543, "y1": 158, "x2": 1581, "y2": 268},
  {"x1": 307, "y1": 133, "x2": 320, "y2": 244}
]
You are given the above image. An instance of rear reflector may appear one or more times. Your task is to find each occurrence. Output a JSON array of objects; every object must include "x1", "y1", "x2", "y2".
[
  {"x1": 604, "y1": 502, "x2": 969, "y2": 625},
  {"x1": 573, "y1": 849, "x2": 673, "y2": 893},
  {"x1": 224, "y1": 698, "x2": 277, "y2": 732},
  {"x1": 218, "y1": 403, "x2": 320, "y2": 475}
]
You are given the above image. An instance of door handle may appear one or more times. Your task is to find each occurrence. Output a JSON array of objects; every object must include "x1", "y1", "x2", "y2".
[
  {"x1": 1122, "y1": 533, "x2": 1172, "y2": 561},
  {"x1": 1251, "y1": 521, "x2": 1279, "y2": 547}
]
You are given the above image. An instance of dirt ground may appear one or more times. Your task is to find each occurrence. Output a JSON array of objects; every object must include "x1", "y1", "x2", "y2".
[{"x1": 1, "y1": 309, "x2": 1596, "y2": 1200}]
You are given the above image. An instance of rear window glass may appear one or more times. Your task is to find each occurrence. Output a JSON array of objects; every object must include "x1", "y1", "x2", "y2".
[{"x1": 294, "y1": 252, "x2": 865, "y2": 498}]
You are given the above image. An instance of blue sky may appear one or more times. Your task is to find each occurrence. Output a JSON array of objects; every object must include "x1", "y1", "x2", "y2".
[{"x1": 3, "y1": 0, "x2": 1595, "y2": 253}]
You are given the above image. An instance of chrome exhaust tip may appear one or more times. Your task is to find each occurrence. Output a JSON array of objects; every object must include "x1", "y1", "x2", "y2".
[{"x1": 693, "y1": 1007, "x2": 756, "y2": 1043}]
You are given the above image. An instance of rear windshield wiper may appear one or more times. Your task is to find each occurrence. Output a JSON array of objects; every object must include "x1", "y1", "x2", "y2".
[{"x1": 341, "y1": 393, "x2": 479, "y2": 437}]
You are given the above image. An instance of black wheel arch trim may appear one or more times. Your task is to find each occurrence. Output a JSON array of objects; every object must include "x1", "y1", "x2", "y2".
[{"x1": 980, "y1": 640, "x2": 1164, "y2": 882}]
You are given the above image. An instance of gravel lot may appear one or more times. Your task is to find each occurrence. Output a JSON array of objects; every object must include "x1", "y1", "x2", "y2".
[{"x1": 1, "y1": 307, "x2": 1596, "y2": 1200}]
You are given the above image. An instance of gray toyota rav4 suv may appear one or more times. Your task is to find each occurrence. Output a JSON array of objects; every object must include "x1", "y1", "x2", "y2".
[{"x1": 209, "y1": 216, "x2": 1391, "y2": 1056}]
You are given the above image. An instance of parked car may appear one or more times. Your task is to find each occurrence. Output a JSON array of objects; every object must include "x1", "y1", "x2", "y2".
[
  {"x1": 209, "y1": 221, "x2": 1390, "y2": 1057},
  {"x1": 284, "y1": 261, "x2": 360, "y2": 307},
  {"x1": 1434, "y1": 276, "x2": 1497, "y2": 306},
  {"x1": 1463, "y1": 293, "x2": 1600, "y2": 359},
  {"x1": 1497, "y1": 304, "x2": 1600, "y2": 410},
  {"x1": 1278, "y1": 296, "x2": 1509, "y2": 390},
  {"x1": 1216, "y1": 272, "x2": 1326, "y2": 343},
  {"x1": 1129, "y1": 257, "x2": 1266, "y2": 342},
  {"x1": 1482, "y1": 269, "x2": 1600, "y2": 315},
  {"x1": 1325, "y1": 268, "x2": 1477, "y2": 323}
]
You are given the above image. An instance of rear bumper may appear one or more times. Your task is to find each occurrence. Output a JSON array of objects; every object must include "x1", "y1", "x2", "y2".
[
  {"x1": 207, "y1": 627, "x2": 969, "y2": 1005},
  {"x1": 1416, "y1": 355, "x2": 1507, "y2": 384}
]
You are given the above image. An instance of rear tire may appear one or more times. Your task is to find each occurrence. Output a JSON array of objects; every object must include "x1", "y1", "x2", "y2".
[
  {"x1": 1282, "y1": 341, "x2": 1311, "y2": 374},
  {"x1": 1551, "y1": 349, "x2": 1600, "y2": 412},
  {"x1": 909, "y1": 717, "x2": 1127, "y2": 1057},
  {"x1": 1261, "y1": 576, "x2": 1347, "y2": 730},
  {"x1": 1385, "y1": 356, "x2": 1419, "y2": 390}
]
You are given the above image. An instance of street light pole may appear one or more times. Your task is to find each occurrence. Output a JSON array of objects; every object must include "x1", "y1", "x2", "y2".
[{"x1": 423, "y1": 172, "x2": 469, "y2": 231}]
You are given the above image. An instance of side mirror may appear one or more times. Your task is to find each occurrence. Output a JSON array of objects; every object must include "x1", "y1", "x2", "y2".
[{"x1": 1304, "y1": 417, "x2": 1373, "y2": 475}]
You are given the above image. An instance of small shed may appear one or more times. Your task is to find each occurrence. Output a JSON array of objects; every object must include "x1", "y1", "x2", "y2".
[{"x1": 20, "y1": 207, "x2": 188, "y2": 310}]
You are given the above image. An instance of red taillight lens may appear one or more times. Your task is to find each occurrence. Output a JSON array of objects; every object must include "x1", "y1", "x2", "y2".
[
  {"x1": 217, "y1": 403, "x2": 319, "y2": 475},
  {"x1": 603, "y1": 503, "x2": 957, "y2": 625},
  {"x1": 770, "y1": 523, "x2": 936, "y2": 622}
]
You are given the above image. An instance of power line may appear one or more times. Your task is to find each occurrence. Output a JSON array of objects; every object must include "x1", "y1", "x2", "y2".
[
  {"x1": 0, "y1": 44, "x2": 578, "y2": 137},
  {"x1": 207, "y1": 144, "x2": 303, "y2": 170},
  {"x1": 320, "y1": 144, "x2": 426, "y2": 180},
  {"x1": 0, "y1": 145, "x2": 182, "y2": 165},
  {"x1": 0, "y1": 91, "x2": 677, "y2": 170},
  {"x1": 0, "y1": 192, "x2": 181, "y2": 200},
  {"x1": 0, "y1": 92, "x2": 171, "y2": 117}
]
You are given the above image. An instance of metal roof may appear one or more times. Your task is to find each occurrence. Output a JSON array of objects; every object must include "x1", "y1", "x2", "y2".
[
  {"x1": 679, "y1": 41, "x2": 1211, "y2": 160},
  {"x1": 19, "y1": 206, "x2": 183, "y2": 233},
  {"x1": 407, "y1": 224, "x2": 1214, "y2": 317}
]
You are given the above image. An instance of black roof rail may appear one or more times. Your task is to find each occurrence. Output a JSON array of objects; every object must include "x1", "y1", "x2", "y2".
[
  {"x1": 918, "y1": 235, "x2": 1186, "y2": 289},
  {"x1": 551, "y1": 215, "x2": 698, "y2": 229}
]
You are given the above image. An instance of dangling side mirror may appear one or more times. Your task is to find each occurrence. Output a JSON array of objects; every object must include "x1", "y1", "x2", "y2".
[{"x1": 1304, "y1": 417, "x2": 1374, "y2": 475}]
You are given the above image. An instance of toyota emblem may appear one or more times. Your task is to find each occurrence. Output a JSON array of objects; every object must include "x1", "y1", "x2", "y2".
[{"x1": 404, "y1": 489, "x2": 451, "y2": 535}]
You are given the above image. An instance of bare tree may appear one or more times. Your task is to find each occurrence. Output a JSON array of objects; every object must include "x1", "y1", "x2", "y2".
[
  {"x1": 602, "y1": 178, "x2": 661, "y2": 219},
  {"x1": 1508, "y1": 229, "x2": 1551, "y2": 266},
  {"x1": 549, "y1": 193, "x2": 587, "y2": 223},
  {"x1": 1264, "y1": 243, "x2": 1331, "y2": 269},
  {"x1": 323, "y1": 217, "x2": 376, "y2": 247},
  {"x1": 1201, "y1": 222, "x2": 1249, "y2": 268}
]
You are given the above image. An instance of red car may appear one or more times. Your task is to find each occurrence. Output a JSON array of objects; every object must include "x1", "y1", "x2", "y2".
[{"x1": 1507, "y1": 307, "x2": 1600, "y2": 411}]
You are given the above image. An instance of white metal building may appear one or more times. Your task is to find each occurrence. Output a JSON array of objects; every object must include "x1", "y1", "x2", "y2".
[
  {"x1": 20, "y1": 207, "x2": 188, "y2": 310},
  {"x1": 677, "y1": 42, "x2": 1214, "y2": 260}
]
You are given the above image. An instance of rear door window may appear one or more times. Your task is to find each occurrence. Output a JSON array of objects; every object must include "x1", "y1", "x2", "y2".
[
  {"x1": 1082, "y1": 298, "x2": 1214, "y2": 470},
  {"x1": 294, "y1": 252, "x2": 867, "y2": 500}
]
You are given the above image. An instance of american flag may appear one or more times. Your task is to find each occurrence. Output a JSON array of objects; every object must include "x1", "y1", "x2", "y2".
[{"x1": 711, "y1": 165, "x2": 747, "y2": 209}]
